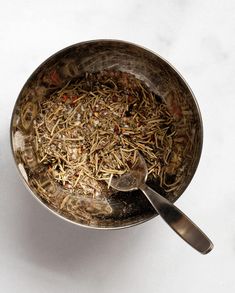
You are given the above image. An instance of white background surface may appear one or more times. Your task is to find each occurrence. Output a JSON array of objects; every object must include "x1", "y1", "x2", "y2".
[{"x1": 0, "y1": 0, "x2": 235, "y2": 292}]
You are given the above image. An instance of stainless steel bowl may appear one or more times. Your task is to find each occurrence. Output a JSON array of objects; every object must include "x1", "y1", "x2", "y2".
[{"x1": 10, "y1": 40, "x2": 203, "y2": 229}]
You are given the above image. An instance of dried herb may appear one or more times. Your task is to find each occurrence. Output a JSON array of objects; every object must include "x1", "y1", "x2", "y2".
[{"x1": 28, "y1": 70, "x2": 182, "y2": 200}]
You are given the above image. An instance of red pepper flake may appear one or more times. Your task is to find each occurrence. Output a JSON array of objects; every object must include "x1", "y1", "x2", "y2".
[
  {"x1": 50, "y1": 69, "x2": 61, "y2": 85},
  {"x1": 62, "y1": 95, "x2": 68, "y2": 102},
  {"x1": 112, "y1": 95, "x2": 118, "y2": 102},
  {"x1": 72, "y1": 96, "x2": 78, "y2": 104},
  {"x1": 128, "y1": 95, "x2": 134, "y2": 103},
  {"x1": 114, "y1": 124, "x2": 120, "y2": 134},
  {"x1": 166, "y1": 92, "x2": 182, "y2": 119},
  {"x1": 171, "y1": 101, "x2": 182, "y2": 119}
]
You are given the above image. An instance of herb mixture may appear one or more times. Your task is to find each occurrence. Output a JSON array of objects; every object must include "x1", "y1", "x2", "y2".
[{"x1": 29, "y1": 70, "x2": 182, "y2": 199}]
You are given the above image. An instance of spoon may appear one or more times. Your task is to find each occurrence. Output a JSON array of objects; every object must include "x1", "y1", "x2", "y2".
[{"x1": 110, "y1": 153, "x2": 213, "y2": 254}]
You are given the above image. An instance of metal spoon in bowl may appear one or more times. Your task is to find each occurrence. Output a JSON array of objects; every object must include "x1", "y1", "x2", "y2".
[{"x1": 110, "y1": 153, "x2": 213, "y2": 254}]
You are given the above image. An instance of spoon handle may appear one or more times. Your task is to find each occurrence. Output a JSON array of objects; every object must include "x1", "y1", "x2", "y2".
[{"x1": 140, "y1": 183, "x2": 213, "y2": 254}]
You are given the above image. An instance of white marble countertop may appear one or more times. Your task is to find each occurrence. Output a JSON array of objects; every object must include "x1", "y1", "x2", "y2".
[{"x1": 1, "y1": 0, "x2": 235, "y2": 292}]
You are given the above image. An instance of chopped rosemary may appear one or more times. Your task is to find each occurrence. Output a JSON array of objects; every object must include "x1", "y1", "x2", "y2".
[
  {"x1": 18, "y1": 70, "x2": 189, "y2": 217},
  {"x1": 31, "y1": 71, "x2": 180, "y2": 193}
]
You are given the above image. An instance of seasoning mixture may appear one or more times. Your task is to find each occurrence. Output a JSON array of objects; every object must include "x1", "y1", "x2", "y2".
[{"x1": 22, "y1": 70, "x2": 184, "y2": 203}]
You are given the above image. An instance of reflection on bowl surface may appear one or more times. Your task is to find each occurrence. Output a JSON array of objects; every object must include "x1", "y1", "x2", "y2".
[{"x1": 11, "y1": 40, "x2": 203, "y2": 229}]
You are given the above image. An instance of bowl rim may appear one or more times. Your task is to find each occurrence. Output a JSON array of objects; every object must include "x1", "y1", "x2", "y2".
[{"x1": 10, "y1": 39, "x2": 203, "y2": 230}]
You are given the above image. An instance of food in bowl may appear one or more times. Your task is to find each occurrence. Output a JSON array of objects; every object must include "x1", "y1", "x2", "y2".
[
  {"x1": 14, "y1": 69, "x2": 190, "y2": 219},
  {"x1": 11, "y1": 40, "x2": 202, "y2": 228}
]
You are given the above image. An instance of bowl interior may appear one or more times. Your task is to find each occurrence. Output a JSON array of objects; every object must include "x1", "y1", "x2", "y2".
[{"x1": 11, "y1": 40, "x2": 202, "y2": 229}]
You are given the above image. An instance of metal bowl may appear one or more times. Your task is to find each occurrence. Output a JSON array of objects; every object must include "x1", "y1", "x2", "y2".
[{"x1": 10, "y1": 40, "x2": 203, "y2": 229}]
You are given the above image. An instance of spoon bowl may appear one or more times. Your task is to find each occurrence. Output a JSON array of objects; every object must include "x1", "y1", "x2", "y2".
[{"x1": 109, "y1": 152, "x2": 148, "y2": 191}]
